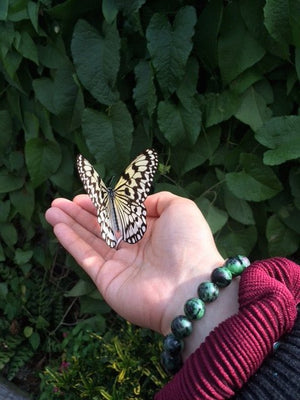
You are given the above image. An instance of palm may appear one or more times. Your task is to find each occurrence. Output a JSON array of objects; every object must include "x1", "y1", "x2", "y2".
[{"x1": 45, "y1": 191, "x2": 223, "y2": 334}]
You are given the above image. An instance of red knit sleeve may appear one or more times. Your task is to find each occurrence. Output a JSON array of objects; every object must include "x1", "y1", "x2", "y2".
[{"x1": 155, "y1": 257, "x2": 300, "y2": 400}]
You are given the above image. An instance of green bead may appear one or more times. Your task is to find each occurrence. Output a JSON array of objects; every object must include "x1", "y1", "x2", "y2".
[
  {"x1": 163, "y1": 333, "x2": 184, "y2": 355},
  {"x1": 184, "y1": 297, "x2": 205, "y2": 320},
  {"x1": 197, "y1": 281, "x2": 219, "y2": 302},
  {"x1": 225, "y1": 255, "x2": 250, "y2": 276},
  {"x1": 161, "y1": 350, "x2": 182, "y2": 375},
  {"x1": 211, "y1": 266, "x2": 232, "y2": 288},
  {"x1": 171, "y1": 315, "x2": 192, "y2": 339}
]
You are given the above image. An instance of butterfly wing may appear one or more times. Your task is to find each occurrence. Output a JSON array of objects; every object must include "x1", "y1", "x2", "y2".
[
  {"x1": 113, "y1": 149, "x2": 158, "y2": 244},
  {"x1": 76, "y1": 154, "x2": 118, "y2": 248}
]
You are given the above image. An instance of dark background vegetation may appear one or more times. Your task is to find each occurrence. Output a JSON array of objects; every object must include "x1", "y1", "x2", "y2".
[{"x1": 0, "y1": 0, "x2": 299, "y2": 398}]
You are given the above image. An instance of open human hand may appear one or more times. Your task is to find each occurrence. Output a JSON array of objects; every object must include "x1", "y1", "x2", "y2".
[{"x1": 45, "y1": 191, "x2": 224, "y2": 337}]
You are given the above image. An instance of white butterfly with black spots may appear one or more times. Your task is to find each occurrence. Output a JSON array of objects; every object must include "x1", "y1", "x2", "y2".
[{"x1": 76, "y1": 149, "x2": 158, "y2": 248}]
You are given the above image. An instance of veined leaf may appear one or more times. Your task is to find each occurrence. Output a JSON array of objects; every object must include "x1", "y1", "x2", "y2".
[
  {"x1": 25, "y1": 138, "x2": 62, "y2": 187},
  {"x1": 146, "y1": 6, "x2": 196, "y2": 96},
  {"x1": 196, "y1": 197, "x2": 228, "y2": 234},
  {"x1": 226, "y1": 153, "x2": 282, "y2": 201},
  {"x1": 133, "y1": 60, "x2": 157, "y2": 117},
  {"x1": 71, "y1": 19, "x2": 120, "y2": 105},
  {"x1": 81, "y1": 103, "x2": 133, "y2": 173},
  {"x1": 235, "y1": 86, "x2": 272, "y2": 131},
  {"x1": 157, "y1": 99, "x2": 201, "y2": 145},
  {"x1": 266, "y1": 214, "x2": 299, "y2": 256},
  {"x1": 255, "y1": 116, "x2": 300, "y2": 165},
  {"x1": 217, "y1": 226, "x2": 257, "y2": 258},
  {"x1": 218, "y1": 1, "x2": 265, "y2": 84}
]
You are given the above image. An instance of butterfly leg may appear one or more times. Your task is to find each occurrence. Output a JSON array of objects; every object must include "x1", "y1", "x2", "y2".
[{"x1": 115, "y1": 236, "x2": 123, "y2": 250}]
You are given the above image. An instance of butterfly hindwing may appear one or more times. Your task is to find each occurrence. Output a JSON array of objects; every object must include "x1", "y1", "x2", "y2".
[
  {"x1": 77, "y1": 154, "x2": 117, "y2": 248},
  {"x1": 76, "y1": 149, "x2": 158, "y2": 248}
]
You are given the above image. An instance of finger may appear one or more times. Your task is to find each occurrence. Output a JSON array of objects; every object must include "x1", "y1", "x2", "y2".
[
  {"x1": 47, "y1": 198, "x2": 99, "y2": 235},
  {"x1": 45, "y1": 203, "x2": 112, "y2": 258},
  {"x1": 73, "y1": 194, "x2": 97, "y2": 215},
  {"x1": 145, "y1": 191, "x2": 180, "y2": 217},
  {"x1": 52, "y1": 222, "x2": 105, "y2": 283}
]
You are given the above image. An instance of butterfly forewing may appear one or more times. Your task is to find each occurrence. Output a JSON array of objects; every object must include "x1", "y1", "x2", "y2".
[
  {"x1": 114, "y1": 149, "x2": 158, "y2": 203},
  {"x1": 76, "y1": 154, "x2": 118, "y2": 248},
  {"x1": 76, "y1": 149, "x2": 158, "y2": 248}
]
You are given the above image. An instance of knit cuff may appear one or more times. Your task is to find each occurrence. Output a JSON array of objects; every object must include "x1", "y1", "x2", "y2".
[{"x1": 155, "y1": 257, "x2": 300, "y2": 400}]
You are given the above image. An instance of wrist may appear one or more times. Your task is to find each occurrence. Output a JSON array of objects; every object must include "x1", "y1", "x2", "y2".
[
  {"x1": 160, "y1": 256, "x2": 250, "y2": 374},
  {"x1": 160, "y1": 255, "x2": 225, "y2": 337},
  {"x1": 182, "y1": 277, "x2": 240, "y2": 359}
]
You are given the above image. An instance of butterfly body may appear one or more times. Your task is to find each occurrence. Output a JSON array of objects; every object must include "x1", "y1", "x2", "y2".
[{"x1": 77, "y1": 149, "x2": 158, "y2": 248}]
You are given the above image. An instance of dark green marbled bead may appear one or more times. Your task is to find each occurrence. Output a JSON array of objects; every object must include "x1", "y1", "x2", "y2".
[
  {"x1": 163, "y1": 333, "x2": 184, "y2": 356},
  {"x1": 211, "y1": 266, "x2": 232, "y2": 288},
  {"x1": 171, "y1": 315, "x2": 192, "y2": 339},
  {"x1": 161, "y1": 350, "x2": 183, "y2": 375},
  {"x1": 197, "y1": 281, "x2": 219, "y2": 302},
  {"x1": 184, "y1": 297, "x2": 205, "y2": 320},
  {"x1": 225, "y1": 255, "x2": 250, "y2": 277}
]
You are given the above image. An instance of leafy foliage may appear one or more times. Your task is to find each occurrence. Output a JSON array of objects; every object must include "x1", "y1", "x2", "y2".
[
  {"x1": 0, "y1": 0, "x2": 299, "y2": 397},
  {"x1": 39, "y1": 320, "x2": 166, "y2": 400}
]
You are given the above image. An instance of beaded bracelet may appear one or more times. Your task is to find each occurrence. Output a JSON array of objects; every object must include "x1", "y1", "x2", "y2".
[{"x1": 160, "y1": 255, "x2": 250, "y2": 375}]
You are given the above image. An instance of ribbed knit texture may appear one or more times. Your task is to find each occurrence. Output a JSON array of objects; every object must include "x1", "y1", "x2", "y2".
[
  {"x1": 155, "y1": 258, "x2": 300, "y2": 400},
  {"x1": 233, "y1": 308, "x2": 300, "y2": 399}
]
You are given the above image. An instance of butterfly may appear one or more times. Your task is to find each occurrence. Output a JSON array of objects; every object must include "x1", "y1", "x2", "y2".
[{"x1": 76, "y1": 149, "x2": 158, "y2": 249}]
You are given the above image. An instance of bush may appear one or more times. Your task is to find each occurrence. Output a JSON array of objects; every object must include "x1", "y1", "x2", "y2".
[{"x1": 0, "y1": 0, "x2": 299, "y2": 397}]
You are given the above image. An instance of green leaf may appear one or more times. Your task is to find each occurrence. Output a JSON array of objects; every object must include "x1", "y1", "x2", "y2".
[
  {"x1": 102, "y1": 0, "x2": 118, "y2": 23},
  {"x1": 0, "y1": 0, "x2": 9, "y2": 20},
  {"x1": 0, "y1": 109, "x2": 12, "y2": 152},
  {"x1": 0, "y1": 222, "x2": 17, "y2": 247},
  {"x1": 218, "y1": 1, "x2": 265, "y2": 84},
  {"x1": 196, "y1": 197, "x2": 228, "y2": 234},
  {"x1": 217, "y1": 226, "x2": 257, "y2": 258},
  {"x1": 202, "y1": 90, "x2": 240, "y2": 127},
  {"x1": 81, "y1": 103, "x2": 133, "y2": 173},
  {"x1": 240, "y1": 0, "x2": 289, "y2": 59},
  {"x1": 0, "y1": 282, "x2": 8, "y2": 298},
  {"x1": 10, "y1": 183, "x2": 34, "y2": 220},
  {"x1": 224, "y1": 189, "x2": 255, "y2": 225},
  {"x1": 15, "y1": 30, "x2": 38, "y2": 64},
  {"x1": 296, "y1": 47, "x2": 300, "y2": 81},
  {"x1": 0, "y1": 169, "x2": 24, "y2": 193},
  {"x1": 25, "y1": 138, "x2": 62, "y2": 187},
  {"x1": 29, "y1": 331, "x2": 40, "y2": 350},
  {"x1": 133, "y1": 60, "x2": 157, "y2": 117},
  {"x1": 263, "y1": 0, "x2": 292, "y2": 46},
  {"x1": 14, "y1": 248, "x2": 33, "y2": 265},
  {"x1": 154, "y1": 183, "x2": 188, "y2": 197},
  {"x1": 289, "y1": 167, "x2": 300, "y2": 199},
  {"x1": 71, "y1": 19, "x2": 120, "y2": 105},
  {"x1": 0, "y1": 200, "x2": 10, "y2": 221},
  {"x1": 255, "y1": 116, "x2": 300, "y2": 165},
  {"x1": 234, "y1": 87, "x2": 272, "y2": 131},
  {"x1": 176, "y1": 57, "x2": 199, "y2": 102},
  {"x1": 65, "y1": 279, "x2": 95, "y2": 297},
  {"x1": 24, "y1": 326, "x2": 33, "y2": 338},
  {"x1": 226, "y1": 153, "x2": 283, "y2": 201},
  {"x1": 37, "y1": 40, "x2": 68, "y2": 69},
  {"x1": 266, "y1": 214, "x2": 299, "y2": 256},
  {"x1": 171, "y1": 126, "x2": 221, "y2": 176},
  {"x1": 194, "y1": 0, "x2": 223, "y2": 71},
  {"x1": 7, "y1": 0, "x2": 29, "y2": 22},
  {"x1": 146, "y1": 6, "x2": 197, "y2": 96},
  {"x1": 157, "y1": 99, "x2": 201, "y2": 145},
  {"x1": 27, "y1": 1, "x2": 39, "y2": 32},
  {"x1": 33, "y1": 67, "x2": 83, "y2": 119},
  {"x1": 289, "y1": 0, "x2": 300, "y2": 47}
]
